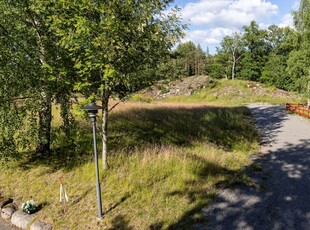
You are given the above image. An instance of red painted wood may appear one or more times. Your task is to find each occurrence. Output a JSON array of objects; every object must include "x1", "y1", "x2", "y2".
[{"x1": 286, "y1": 103, "x2": 310, "y2": 118}]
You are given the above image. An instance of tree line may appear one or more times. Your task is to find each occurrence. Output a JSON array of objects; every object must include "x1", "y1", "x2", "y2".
[{"x1": 165, "y1": 0, "x2": 310, "y2": 94}]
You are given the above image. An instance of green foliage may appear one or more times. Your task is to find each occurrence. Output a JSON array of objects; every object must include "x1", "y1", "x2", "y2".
[
  {"x1": 240, "y1": 52, "x2": 264, "y2": 81},
  {"x1": 239, "y1": 21, "x2": 269, "y2": 81},
  {"x1": 287, "y1": 0, "x2": 310, "y2": 93},
  {"x1": 261, "y1": 54, "x2": 292, "y2": 89},
  {"x1": 0, "y1": 0, "x2": 185, "y2": 162},
  {"x1": 207, "y1": 19, "x2": 303, "y2": 93},
  {"x1": 175, "y1": 41, "x2": 206, "y2": 77},
  {"x1": 46, "y1": 0, "x2": 185, "y2": 168},
  {"x1": 48, "y1": 0, "x2": 185, "y2": 99},
  {"x1": 0, "y1": 0, "x2": 79, "y2": 156},
  {"x1": 205, "y1": 52, "x2": 229, "y2": 79},
  {"x1": 261, "y1": 26, "x2": 295, "y2": 90},
  {"x1": 163, "y1": 41, "x2": 206, "y2": 79},
  {"x1": 218, "y1": 32, "x2": 244, "y2": 80}
]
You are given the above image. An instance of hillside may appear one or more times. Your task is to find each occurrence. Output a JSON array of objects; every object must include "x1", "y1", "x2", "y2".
[{"x1": 137, "y1": 76, "x2": 300, "y2": 105}]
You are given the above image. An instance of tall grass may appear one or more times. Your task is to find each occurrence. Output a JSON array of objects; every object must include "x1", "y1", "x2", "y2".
[{"x1": 0, "y1": 102, "x2": 259, "y2": 229}]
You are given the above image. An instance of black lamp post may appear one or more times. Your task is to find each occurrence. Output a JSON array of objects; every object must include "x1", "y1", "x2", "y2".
[{"x1": 81, "y1": 102, "x2": 103, "y2": 219}]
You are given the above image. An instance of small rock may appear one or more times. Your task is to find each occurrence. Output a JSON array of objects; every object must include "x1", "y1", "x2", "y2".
[
  {"x1": 30, "y1": 220, "x2": 53, "y2": 230},
  {"x1": 1, "y1": 203, "x2": 16, "y2": 219},
  {"x1": 11, "y1": 210, "x2": 37, "y2": 230},
  {"x1": 0, "y1": 198, "x2": 13, "y2": 208}
]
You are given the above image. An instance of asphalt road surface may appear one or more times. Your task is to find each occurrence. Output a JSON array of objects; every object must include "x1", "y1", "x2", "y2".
[{"x1": 201, "y1": 104, "x2": 310, "y2": 230}]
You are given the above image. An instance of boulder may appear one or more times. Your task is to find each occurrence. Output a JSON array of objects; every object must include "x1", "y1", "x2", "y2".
[
  {"x1": 1, "y1": 203, "x2": 16, "y2": 220},
  {"x1": 30, "y1": 220, "x2": 53, "y2": 230},
  {"x1": 11, "y1": 210, "x2": 37, "y2": 229},
  {"x1": 0, "y1": 198, "x2": 13, "y2": 208}
]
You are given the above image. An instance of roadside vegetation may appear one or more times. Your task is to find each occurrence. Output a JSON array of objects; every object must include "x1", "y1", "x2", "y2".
[
  {"x1": 0, "y1": 100, "x2": 259, "y2": 229},
  {"x1": 1, "y1": 0, "x2": 310, "y2": 229}
]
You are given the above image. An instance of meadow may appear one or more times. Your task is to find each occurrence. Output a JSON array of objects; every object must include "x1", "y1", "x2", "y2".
[{"x1": 0, "y1": 99, "x2": 260, "y2": 229}]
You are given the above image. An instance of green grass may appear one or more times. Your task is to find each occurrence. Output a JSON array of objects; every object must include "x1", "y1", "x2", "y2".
[
  {"x1": 0, "y1": 102, "x2": 260, "y2": 229},
  {"x1": 1, "y1": 77, "x2": 299, "y2": 229},
  {"x1": 164, "y1": 79, "x2": 301, "y2": 105}
]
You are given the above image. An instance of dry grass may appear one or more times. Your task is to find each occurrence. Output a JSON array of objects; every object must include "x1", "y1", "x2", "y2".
[{"x1": 0, "y1": 101, "x2": 260, "y2": 229}]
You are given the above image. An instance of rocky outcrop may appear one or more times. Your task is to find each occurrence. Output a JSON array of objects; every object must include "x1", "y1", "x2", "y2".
[{"x1": 142, "y1": 76, "x2": 209, "y2": 99}]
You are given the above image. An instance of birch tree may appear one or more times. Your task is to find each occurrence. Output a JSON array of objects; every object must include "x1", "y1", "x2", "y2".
[
  {"x1": 47, "y1": 0, "x2": 184, "y2": 169},
  {"x1": 0, "y1": 0, "x2": 76, "y2": 158},
  {"x1": 220, "y1": 32, "x2": 244, "y2": 80}
]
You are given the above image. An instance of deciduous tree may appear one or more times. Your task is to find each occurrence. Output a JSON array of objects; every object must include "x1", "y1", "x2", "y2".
[
  {"x1": 220, "y1": 32, "x2": 244, "y2": 80},
  {"x1": 47, "y1": 0, "x2": 184, "y2": 169}
]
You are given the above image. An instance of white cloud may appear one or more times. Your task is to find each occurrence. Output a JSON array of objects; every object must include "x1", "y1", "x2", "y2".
[
  {"x1": 181, "y1": 0, "x2": 278, "y2": 28},
  {"x1": 183, "y1": 28, "x2": 239, "y2": 46},
  {"x1": 176, "y1": 0, "x2": 298, "y2": 54},
  {"x1": 278, "y1": 13, "x2": 294, "y2": 28}
]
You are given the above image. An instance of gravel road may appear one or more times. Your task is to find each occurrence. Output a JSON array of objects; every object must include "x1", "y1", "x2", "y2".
[{"x1": 201, "y1": 104, "x2": 310, "y2": 230}]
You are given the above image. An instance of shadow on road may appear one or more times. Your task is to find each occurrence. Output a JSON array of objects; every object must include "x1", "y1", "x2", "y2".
[
  {"x1": 201, "y1": 140, "x2": 310, "y2": 230},
  {"x1": 193, "y1": 105, "x2": 310, "y2": 230},
  {"x1": 248, "y1": 105, "x2": 289, "y2": 146}
]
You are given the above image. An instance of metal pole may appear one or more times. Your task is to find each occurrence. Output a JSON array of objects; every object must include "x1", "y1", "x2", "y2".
[{"x1": 91, "y1": 116, "x2": 103, "y2": 219}]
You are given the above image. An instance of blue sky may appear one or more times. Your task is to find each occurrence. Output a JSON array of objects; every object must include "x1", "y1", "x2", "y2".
[{"x1": 170, "y1": 0, "x2": 301, "y2": 53}]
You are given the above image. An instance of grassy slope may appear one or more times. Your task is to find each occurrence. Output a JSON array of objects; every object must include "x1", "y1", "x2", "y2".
[
  {"x1": 1, "y1": 78, "x2": 297, "y2": 229},
  {"x1": 164, "y1": 79, "x2": 300, "y2": 105}
]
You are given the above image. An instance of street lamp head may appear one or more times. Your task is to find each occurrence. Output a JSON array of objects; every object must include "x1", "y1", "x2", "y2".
[{"x1": 81, "y1": 102, "x2": 103, "y2": 118}]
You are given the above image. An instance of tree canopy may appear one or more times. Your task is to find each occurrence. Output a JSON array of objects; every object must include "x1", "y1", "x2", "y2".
[{"x1": 0, "y1": 0, "x2": 184, "y2": 164}]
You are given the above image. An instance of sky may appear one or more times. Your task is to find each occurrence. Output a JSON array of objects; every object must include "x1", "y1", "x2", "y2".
[{"x1": 171, "y1": 0, "x2": 301, "y2": 54}]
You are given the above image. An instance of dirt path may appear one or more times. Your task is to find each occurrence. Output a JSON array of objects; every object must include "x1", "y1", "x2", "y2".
[{"x1": 200, "y1": 104, "x2": 310, "y2": 230}]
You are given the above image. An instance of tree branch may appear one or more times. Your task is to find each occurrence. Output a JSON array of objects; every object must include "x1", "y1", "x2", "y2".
[
  {"x1": 0, "y1": 96, "x2": 37, "y2": 104},
  {"x1": 108, "y1": 99, "x2": 125, "y2": 112}
]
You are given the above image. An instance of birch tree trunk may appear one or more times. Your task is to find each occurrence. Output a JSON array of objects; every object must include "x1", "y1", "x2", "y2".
[
  {"x1": 101, "y1": 93, "x2": 109, "y2": 170},
  {"x1": 232, "y1": 51, "x2": 236, "y2": 80},
  {"x1": 36, "y1": 91, "x2": 52, "y2": 154},
  {"x1": 35, "y1": 22, "x2": 52, "y2": 155}
]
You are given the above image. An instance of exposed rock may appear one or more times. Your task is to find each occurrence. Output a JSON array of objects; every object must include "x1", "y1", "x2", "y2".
[
  {"x1": 1, "y1": 203, "x2": 16, "y2": 220},
  {"x1": 0, "y1": 198, "x2": 13, "y2": 209},
  {"x1": 30, "y1": 220, "x2": 53, "y2": 230},
  {"x1": 142, "y1": 76, "x2": 209, "y2": 99},
  {"x1": 11, "y1": 210, "x2": 37, "y2": 230}
]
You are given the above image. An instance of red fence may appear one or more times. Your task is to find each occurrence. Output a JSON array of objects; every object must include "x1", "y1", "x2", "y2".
[{"x1": 286, "y1": 103, "x2": 310, "y2": 118}]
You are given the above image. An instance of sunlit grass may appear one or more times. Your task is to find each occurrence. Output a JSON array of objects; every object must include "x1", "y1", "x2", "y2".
[
  {"x1": 0, "y1": 101, "x2": 260, "y2": 229},
  {"x1": 164, "y1": 79, "x2": 301, "y2": 106}
]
